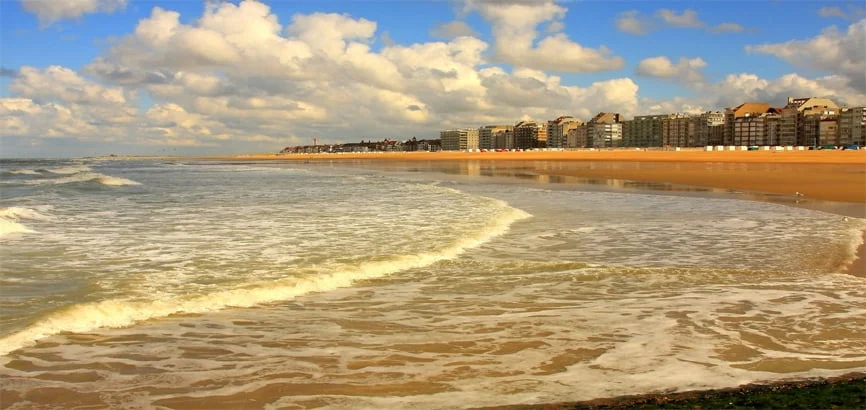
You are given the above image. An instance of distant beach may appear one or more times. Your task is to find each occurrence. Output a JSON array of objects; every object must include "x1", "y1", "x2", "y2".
[{"x1": 224, "y1": 149, "x2": 866, "y2": 203}]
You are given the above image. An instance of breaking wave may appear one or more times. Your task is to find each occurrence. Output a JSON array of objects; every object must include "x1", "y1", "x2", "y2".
[
  {"x1": 0, "y1": 207, "x2": 52, "y2": 238},
  {"x1": 0, "y1": 198, "x2": 530, "y2": 356},
  {"x1": 42, "y1": 165, "x2": 92, "y2": 175},
  {"x1": 6, "y1": 172, "x2": 140, "y2": 186}
]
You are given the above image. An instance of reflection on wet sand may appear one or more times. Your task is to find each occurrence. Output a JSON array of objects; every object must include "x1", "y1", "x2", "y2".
[{"x1": 395, "y1": 160, "x2": 865, "y2": 218}]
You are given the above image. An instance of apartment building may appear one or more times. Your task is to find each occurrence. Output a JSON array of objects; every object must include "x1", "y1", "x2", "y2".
[
  {"x1": 694, "y1": 111, "x2": 725, "y2": 146},
  {"x1": 440, "y1": 128, "x2": 479, "y2": 151},
  {"x1": 546, "y1": 116, "x2": 583, "y2": 149},
  {"x1": 660, "y1": 114, "x2": 695, "y2": 147},
  {"x1": 493, "y1": 129, "x2": 515, "y2": 149},
  {"x1": 731, "y1": 109, "x2": 784, "y2": 146},
  {"x1": 566, "y1": 124, "x2": 589, "y2": 148},
  {"x1": 514, "y1": 121, "x2": 548, "y2": 149},
  {"x1": 780, "y1": 97, "x2": 839, "y2": 146},
  {"x1": 838, "y1": 107, "x2": 866, "y2": 146},
  {"x1": 763, "y1": 112, "x2": 782, "y2": 146},
  {"x1": 724, "y1": 102, "x2": 771, "y2": 145},
  {"x1": 818, "y1": 116, "x2": 839, "y2": 146},
  {"x1": 621, "y1": 115, "x2": 663, "y2": 147},
  {"x1": 478, "y1": 125, "x2": 513, "y2": 150},
  {"x1": 584, "y1": 112, "x2": 621, "y2": 148}
]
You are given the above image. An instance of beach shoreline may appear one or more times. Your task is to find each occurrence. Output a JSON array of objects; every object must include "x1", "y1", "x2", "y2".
[{"x1": 194, "y1": 150, "x2": 866, "y2": 277}]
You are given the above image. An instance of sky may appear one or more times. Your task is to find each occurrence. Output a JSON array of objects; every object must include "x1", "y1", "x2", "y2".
[{"x1": 1, "y1": 0, "x2": 865, "y2": 157}]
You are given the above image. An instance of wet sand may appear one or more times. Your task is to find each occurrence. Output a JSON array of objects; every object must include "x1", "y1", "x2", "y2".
[{"x1": 232, "y1": 150, "x2": 866, "y2": 203}]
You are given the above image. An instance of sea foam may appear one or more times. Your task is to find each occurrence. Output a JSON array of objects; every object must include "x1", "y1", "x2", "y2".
[
  {"x1": 13, "y1": 172, "x2": 141, "y2": 186},
  {"x1": 0, "y1": 207, "x2": 52, "y2": 237},
  {"x1": 0, "y1": 197, "x2": 531, "y2": 356},
  {"x1": 6, "y1": 169, "x2": 41, "y2": 175},
  {"x1": 43, "y1": 165, "x2": 92, "y2": 174}
]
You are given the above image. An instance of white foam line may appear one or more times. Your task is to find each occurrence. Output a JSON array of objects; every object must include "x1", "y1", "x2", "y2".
[
  {"x1": 44, "y1": 165, "x2": 92, "y2": 174},
  {"x1": 0, "y1": 207, "x2": 53, "y2": 237},
  {"x1": 12, "y1": 172, "x2": 140, "y2": 186},
  {"x1": 0, "y1": 198, "x2": 531, "y2": 356}
]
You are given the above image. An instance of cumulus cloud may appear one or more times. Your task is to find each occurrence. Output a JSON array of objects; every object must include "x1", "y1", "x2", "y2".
[
  {"x1": 21, "y1": 0, "x2": 127, "y2": 26},
  {"x1": 11, "y1": 66, "x2": 127, "y2": 105},
  {"x1": 617, "y1": 9, "x2": 749, "y2": 35},
  {"x1": 430, "y1": 21, "x2": 478, "y2": 39},
  {"x1": 461, "y1": 0, "x2": 624, "y2": 72},
  {"x1": 615, "y1": 10, "x2": 652, "y2": 35},
  {"x1": 6, "y1": 0, "x2": 859, "y2": 154},
  {"x1": 636, "y1": 56, "x2": 707, "y2": 83},
  {"x1": 698, "y1": 72, "x2": 866, "y2": 108},
  {"x1": 656, "y1": 9, "x2": 704, "y2": 28},
  {"x1": 2, "y1": 0, "x2": 641, "y2": 151},
  {"x1": 745, "y1": 19, "x2": 866, "y2": 92},
  {"x1": 634, "y1": 72, "x2": 866, "y2": 118}
]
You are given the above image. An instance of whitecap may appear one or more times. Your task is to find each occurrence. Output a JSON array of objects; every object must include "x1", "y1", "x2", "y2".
[
  {"x1": 0, "y1": 206, "x2": 53, "y2": 221},
  {"x1": 0, "y1": 207, "x2": 52, "y2": 238},
  {"x1": 0, "y1": 218, "x2": 35, "y2": 237},
  {"x1": 6, "y1": 169, "x2": 40, "y2": 175},
  {"x1": 18, "y1": 172, "x2": 140, "y2": 186},
  {"x1": 93, "y1": 174, "x2": 141, "y2": 186},
  {"x1": 44, "y1": 165, "x2": 92, "y2": 174}
]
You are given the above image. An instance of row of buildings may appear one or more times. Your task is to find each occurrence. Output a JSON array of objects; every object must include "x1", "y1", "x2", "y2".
[
  {"x1": 281, "y1": 137, "x2": 441, "y2": 154},
  {"x1": 441, "y1": 97, "x2": 865, "y2": 150},
  {"x1": 279, "y1": 96, "x2": 864, "y2": 154}
]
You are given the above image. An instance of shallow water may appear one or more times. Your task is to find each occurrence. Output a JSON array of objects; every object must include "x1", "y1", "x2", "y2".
[{"x1": 1, "y1": 159, "x2": 864, "y2": 409}]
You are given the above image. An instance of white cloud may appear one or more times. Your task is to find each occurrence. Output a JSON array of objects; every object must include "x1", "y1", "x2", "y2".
[
  {"x1": 11, "y1": 66, "x2": 127, "y2": 105},
  {"x1": 21, "y1": 0, "x2": 127, "y2": 26},
  {"x1": 462, "y1": 0, "x2": 624, "y2": 72},
  {"x1": 656, "y1": 9, "x2": 704, "y2": 28},
  {"x1": 618, "y1": 9, "x2": 749, "y2": 35},
  {"x1": 636, "y1": 56, "x2": 707, "y2": 83},
  {"x1": 430, "y1": 21, "x2": 478, "y2": 39},
  {"x1": 615, "y1": 10, "x2": 652, "y2": 35},
  {"x1": 702, "y1": 72, "x2": 866, "y2": 108},
  {"x1": 745, "y1": 19, "x2": 866, "y2": 92},
  {"x1": 634, "y1": 71, "x2": 866, "y2": 119},
  {"x1": 2, "y1": 66, "x2": 141, "y2": 143},
  {"x1": 8, "y1": 0, "x2": 861, "y2": 154}
]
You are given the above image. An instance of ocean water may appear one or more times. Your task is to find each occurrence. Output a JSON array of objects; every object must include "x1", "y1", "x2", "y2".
[{"x1": 1, "y1": 158, "x2": 864, "y2": 409}]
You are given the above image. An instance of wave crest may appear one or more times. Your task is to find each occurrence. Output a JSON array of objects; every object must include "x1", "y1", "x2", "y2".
[
  {"x1": 7, "y1": 172, "x2": 141, "y2": 186},
  {"x1": 0, "y1": 198, "x2": 530, "y2": 356},
  {"x1": 43, "y1": 165, "x2": 92, "y2": 174},
  {"x1": 0, "y1": 207, "x2": 52, "y2": 237}
]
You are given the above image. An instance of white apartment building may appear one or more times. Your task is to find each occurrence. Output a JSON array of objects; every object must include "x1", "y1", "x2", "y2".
[{"x1": 440, "y1": 128, "x2": 480, "y2": 151}]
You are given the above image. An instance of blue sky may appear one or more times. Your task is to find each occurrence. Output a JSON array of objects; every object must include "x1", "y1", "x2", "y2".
[{"x1": 1, "y1": 0, "x2": 864, "y2": 157}]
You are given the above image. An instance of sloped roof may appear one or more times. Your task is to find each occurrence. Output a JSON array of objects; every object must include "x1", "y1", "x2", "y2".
[{"x1": 731, "y1": 102, "x2": 771, "y2": 118}]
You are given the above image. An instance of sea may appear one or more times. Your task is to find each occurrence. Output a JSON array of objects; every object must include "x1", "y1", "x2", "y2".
[{"x1": 1, "y1": 158, "x2": 864, "y2": 409}]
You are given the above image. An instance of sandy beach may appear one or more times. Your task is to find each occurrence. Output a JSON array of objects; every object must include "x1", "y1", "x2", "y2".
[{"x1": 232, "y1": 150, "x2": 866, "y2": 203}]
